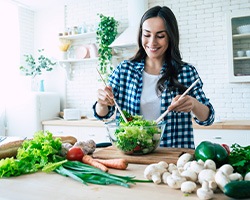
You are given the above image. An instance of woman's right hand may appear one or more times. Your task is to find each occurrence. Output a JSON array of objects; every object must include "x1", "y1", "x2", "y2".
[{"x1": 97, "y1": 85, "x2": 115, "y2": 106}]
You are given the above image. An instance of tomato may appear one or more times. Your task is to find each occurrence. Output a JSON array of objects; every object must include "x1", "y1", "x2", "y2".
[
  {"x1": 221, "y1": 144, "x2": 230, "y2": 155},
  {"x1": 133, "y1": 145, "x2": 141, "y2": 151},
  {"x1": 66, "y1": 147, "x2": 85, "y2": 161},
  {"x1": 126, "y1": 117, "x2": 133, "y2": 121}
]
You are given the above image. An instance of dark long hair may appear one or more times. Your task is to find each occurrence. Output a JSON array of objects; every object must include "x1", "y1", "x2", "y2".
[{"x1": 130, "y1": 6, "x2": 187, "y2": 94}]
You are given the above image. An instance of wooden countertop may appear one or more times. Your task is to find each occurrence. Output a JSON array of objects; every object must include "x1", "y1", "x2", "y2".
[
  {"x1": 193, "y1": 120, "x2": 250, "y2": 130},
  {"x1": 42, "y1": 119, "x2": 250, "y2": 130},
  {"x1": 0, "y1": 163, "x2": 229, "y2": 200},
  {"x1": 42, "y1": 118, "x2": 106, "y2": 127}
]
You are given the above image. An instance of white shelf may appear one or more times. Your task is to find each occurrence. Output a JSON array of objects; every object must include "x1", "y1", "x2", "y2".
[
  {"x1": 58, "y1": 31, "x2": 98, "y2": 80},
  {"x1": 58, "y1": 58, "x2": 98, "y2": 63},
  {"x1": 233, "y1": 56, "x2": 250, "y2": 60},
  {"x1": 59, "y1": 32, "x2": 96, "y2": 40},
  {"x1": 233, "y1": 33, "x2": 250, "y2": 39},
  {"x1": 58, "y1": 58, "x2": 98, "y2": 80}
]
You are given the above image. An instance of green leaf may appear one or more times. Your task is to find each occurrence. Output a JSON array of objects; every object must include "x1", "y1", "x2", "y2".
[
  {"x1": 19, "y1": 49, "x2": 56, "y2": 77},
  {"x1": 0, "y1": 131, "x2": 63, "y2": 178},
  {"x1": 96, "y1": 13, "x2": 118, "y2": 78}
]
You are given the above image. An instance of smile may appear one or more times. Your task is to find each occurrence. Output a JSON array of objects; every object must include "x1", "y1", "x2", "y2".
[{"x1": 148, "y1": 47, "x2": 159, "y2": 52}]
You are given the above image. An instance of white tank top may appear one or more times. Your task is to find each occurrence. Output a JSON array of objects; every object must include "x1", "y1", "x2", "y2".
[{"x1": 140, "y1": 71, "x2": 161, "y2": 120}]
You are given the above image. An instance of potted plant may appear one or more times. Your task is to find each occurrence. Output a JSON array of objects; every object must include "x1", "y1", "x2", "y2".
[
  {"x1": 20, "y1": 49, "x2": 56, "y2": 91},
  {"x1": 96, "y1": 14, "x2": 118, "y2": 79}
]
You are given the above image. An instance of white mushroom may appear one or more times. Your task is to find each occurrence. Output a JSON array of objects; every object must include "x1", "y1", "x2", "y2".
[
  {"x1": 178, "y1": 167, "x2": 184, "y2": 174},
  {"x1": 214, "y1": 170, "x2": 230, "y2": 191},
  {"x1": 162, "y1": 171, "x2": 171, "y2": 184},
  {"x1": 168, "y1": 163, "x2": 177, "y2": 173},
  {"x1": 198, "y1": 169, "x2": 216, "y2": 184},
  {"x1": 181, "y1": 169, "x2": 198, "y2": 182},
  {"x1": 181, "y1": 181, "x2": 197, "y2": 194},
  {"x1": 190, "y1": 160, "x2": 204, "y2": 174},
  {"x1": 218, "y1": 164, "x2": 234, "y2": 175},
  {"x1": 208, "y1": 181, "x2": 218, "y2": 191},
  {"x1": 177, "y1": 153, "x2": 193, "y2": 168},
  {"x1": 197, "y1": 180, "x2": 214, "y2": 200},
  {"x1": 204, "y1": 159, "x2": 216, "y2": 171},
  {"x1": 144, "y1": 161, "x2": 168, "y2": 184},
  {"x1": 183, "y1": 161, "x2": 192, "y2": 170},
  {"x1": 198, "y1": 169, "x2": 217, "y2": 191},
  {"x1": 229, "y1": 172, "x2": 243, "y2": 181},
  {"x1": 166, "y1": 170, "x2": 186, "y2": 189},
  {"x1": 244, "y1": 172, "x2": 250, "y2": 181}
]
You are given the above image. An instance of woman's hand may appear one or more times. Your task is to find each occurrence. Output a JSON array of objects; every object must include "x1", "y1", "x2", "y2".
[
  {"x1": 95, "y1": 86, "x2": 115, "y2": 117},
  {"x1": 97, "y1": 85, "x2": 115, "y2": 106},
  {"x1": 168, "y1": 95, "x2": 195, "y2": 112},
  {"x1": 168, "y1": 95, "x2": 210, "y2": 121}
]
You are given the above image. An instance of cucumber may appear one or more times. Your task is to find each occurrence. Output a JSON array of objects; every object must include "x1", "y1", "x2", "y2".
[{"x1": 223, "y1": 180, "x2": 250, "y2": 199}]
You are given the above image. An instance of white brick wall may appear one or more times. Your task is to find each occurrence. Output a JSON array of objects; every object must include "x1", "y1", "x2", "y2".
[
  {"x1": 20, "y1": 0, "x2": 250, "y2": 120},
  {"x1": 64, "y1": 0, "x2": 128, "y2": 117},
  {"x1": 18, "y1": 7, "x2": 34, "y2": 63}
]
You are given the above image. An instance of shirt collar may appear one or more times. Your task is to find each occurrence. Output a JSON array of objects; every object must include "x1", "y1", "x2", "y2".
[
  {"x1": 134, "y1": 59, "x2": 168, "y2": 74},
  {"x1": 134, "y1": 60, "x2": 145, "y2": 72}
]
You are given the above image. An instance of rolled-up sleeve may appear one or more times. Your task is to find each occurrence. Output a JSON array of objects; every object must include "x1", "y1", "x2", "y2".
[
  {"x1": 179, "y1": 64, "x2": 215, "y2": 126},
  {"x1": 92, "y1": 101, "x2": 115, "y2": 120},
  {"x1": 194, "y1": 102, "x2": 215, "y2": 126}
]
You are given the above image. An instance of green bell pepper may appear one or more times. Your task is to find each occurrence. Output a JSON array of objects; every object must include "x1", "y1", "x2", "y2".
[{"x1": 195, "y1": 141, "x2": 228, "y2": 167}]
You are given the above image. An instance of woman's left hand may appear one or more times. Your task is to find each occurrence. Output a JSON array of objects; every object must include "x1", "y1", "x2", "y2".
[{"x1": 168, "y1": 95, "x2": 195, "y2": 113}]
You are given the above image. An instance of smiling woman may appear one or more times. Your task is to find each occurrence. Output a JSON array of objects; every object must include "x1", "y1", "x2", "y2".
[{"x1": 0, "y1": 0, "x2": 20, "y2": 136}]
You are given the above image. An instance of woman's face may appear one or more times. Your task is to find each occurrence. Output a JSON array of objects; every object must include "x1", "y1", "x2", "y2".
[{"x1": 141, "y1": 17, "x2": 169, "y2": 61}]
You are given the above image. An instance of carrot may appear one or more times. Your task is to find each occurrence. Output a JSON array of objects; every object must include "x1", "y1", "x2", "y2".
[
  {"x1": 94, "y1": 158, "x2": 128, "y2": 170},
  {"x1": 82, "y1": 155, "x2": 108, "y2": 172}
]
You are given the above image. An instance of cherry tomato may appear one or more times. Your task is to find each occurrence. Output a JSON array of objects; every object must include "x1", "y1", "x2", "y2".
[
  {"x1": 221, "y1": 144, "x2": 230, "y2": 155},
  {"x1": 126, "y1": 117, "x2": 133, "y2": 121},
  {"x1": 133, "y1": 145, "x2": 141, "y2": 151},
  {"x1": 66, "y1": 147, "x2": 85, "y2": 161}
]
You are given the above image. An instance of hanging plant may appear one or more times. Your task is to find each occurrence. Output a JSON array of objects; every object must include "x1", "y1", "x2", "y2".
[
  {"x1": 96, "y1": 14, "x2": 118, "y2": 79},
  {"x1": 20, "y1": 49, "x2": 56, "y2": 78}
]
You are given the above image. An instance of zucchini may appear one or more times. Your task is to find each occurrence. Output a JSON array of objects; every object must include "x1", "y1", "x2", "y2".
[{"x1": 223, "y1": 180, "x2": 250, "y2": 199}]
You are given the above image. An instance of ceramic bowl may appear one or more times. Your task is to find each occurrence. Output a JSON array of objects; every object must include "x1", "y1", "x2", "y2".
[
  {"x1": 105, "y1": 120, "x2": 166, "y2": 155},
  {"x1": 237, "y1": 50, "x2": 244, "y2": 57},
  {"x1": 246, "y1": 50, "x2": 250, "y2": 57},
  {"x1": 237, "y1": 25, "x2": 250, "y2": 34}
]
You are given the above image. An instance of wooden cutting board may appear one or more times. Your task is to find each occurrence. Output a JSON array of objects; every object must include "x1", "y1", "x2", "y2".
[{"x1": 93, "y1": 146, "x2": 194, "y2": 165}]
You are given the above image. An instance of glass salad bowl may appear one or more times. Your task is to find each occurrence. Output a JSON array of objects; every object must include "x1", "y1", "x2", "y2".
[{"x1": 105, "y1": 118, "x2": 166, "y2": 155}]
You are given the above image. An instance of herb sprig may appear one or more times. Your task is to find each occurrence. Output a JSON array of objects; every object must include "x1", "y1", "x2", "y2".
[{"x1": 228, "y1": 143, "x2": 250, "y2": 176}]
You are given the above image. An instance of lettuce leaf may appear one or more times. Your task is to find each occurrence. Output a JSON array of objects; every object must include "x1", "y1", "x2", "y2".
[{"x1": 0, "y1": 131, "x2": 62, "y2": 178}]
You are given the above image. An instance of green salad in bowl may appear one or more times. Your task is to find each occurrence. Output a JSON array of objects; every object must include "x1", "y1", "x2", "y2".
[{"x1": 105, "y1": 113, "x2": 166, "y2": 155}]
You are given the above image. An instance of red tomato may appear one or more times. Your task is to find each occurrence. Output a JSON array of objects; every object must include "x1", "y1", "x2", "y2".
[
  {"x1": 133, "y1": 145, "x2": 141, "y2": 151},
  {"x1": 221, "y1": 144, "x2": 230, "y2": 155},
  {"x1": 66, "y1": 147, "x2": 85, "y2": 161},
  {"x1": 126, "y1": 117, "x2": 133, "y2": 121}
]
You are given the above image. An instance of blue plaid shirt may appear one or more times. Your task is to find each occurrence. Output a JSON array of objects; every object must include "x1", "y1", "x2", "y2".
[{"x1": 93, "y1": 60, "x2": 215, "y2": 149}]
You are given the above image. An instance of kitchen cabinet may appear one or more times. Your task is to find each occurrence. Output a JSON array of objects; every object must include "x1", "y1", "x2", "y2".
[
  {"x1": 193, "y1": 120, "x2": 250, "y2": 148},
  {"x1": 58, "y1": 32, "x2": 98, "y2": 80},
  {"x1": 227, "y1": 11, "x2": 250, "y2": 82},
  {"x1": 78, "y1": 126, "x2": 109, "y2": 142},
  {"x1": 193, "y1": 129, "x2": 249, "y2": 148},
  {"x1": 42, "y1": 119, "x2": 110, "y2": 143},
  {"x1": 43, "y1": 125, "x2": 109, "y2": 143},
  {"x1": 43, "y1": 119, "x2": 250, "y2": 148}
]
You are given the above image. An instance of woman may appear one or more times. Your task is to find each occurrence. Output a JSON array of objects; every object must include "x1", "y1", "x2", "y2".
[{"x1": 93, "y1": 6, "x2": 215, "y2": 149}]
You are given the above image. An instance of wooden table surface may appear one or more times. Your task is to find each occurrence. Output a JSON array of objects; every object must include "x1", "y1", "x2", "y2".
[
  {"x1": 0, "y1": 164, "x2": 231, "y2": 200},
  {"x1": 42, "y1": 119, "x2": 250, "y2": 130}
]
